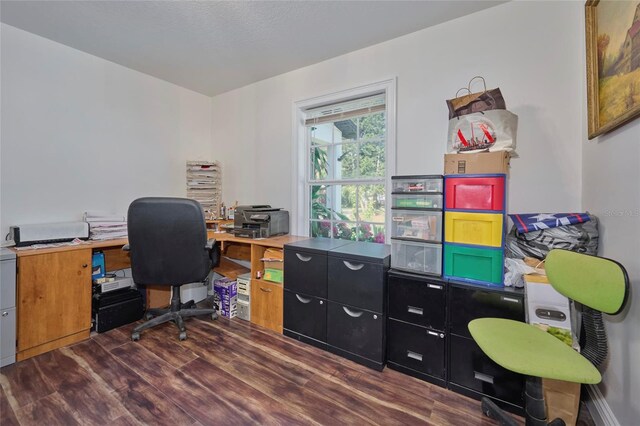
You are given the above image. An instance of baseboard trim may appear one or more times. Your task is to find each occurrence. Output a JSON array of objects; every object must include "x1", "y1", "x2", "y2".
[{"x1": 586, "y1": 384, "x2": 620, "y2": 426}]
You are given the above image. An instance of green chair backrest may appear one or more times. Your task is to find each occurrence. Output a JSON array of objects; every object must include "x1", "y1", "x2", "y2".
[{"x1": 545, "y1": 249, "x2": 629, "y2": 315}]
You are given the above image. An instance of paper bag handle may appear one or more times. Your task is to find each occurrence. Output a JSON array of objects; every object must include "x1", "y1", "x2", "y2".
[{"x1": 468, "y1": 75, "x2": 487, "y2": 93}]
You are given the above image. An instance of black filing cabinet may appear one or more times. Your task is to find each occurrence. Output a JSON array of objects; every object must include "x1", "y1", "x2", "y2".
[
  {"x1": 387, "y1": 270, "x2": 447, "y2": 385},
  {"x1": 284, "y1": 239, "x2": 390, "y2": 370},
  {"x1": 283, "y1": 238, "x2": 353, "y2": 350},
  {"x1": 326, "y1": 242, "x2": 390, "y2": 370},
  {"x1": 447, "y1": 281, "x2": 526, "y2": 414}
]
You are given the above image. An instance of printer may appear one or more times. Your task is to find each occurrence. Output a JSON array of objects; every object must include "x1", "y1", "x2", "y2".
[{"x1": 232, "y1": 205, "x2": 289, "y2": 238}]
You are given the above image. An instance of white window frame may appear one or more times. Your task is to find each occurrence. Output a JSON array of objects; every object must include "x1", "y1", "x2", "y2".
[{"x1": 291, "y1": 78, "x2": 397, "y2": 239}]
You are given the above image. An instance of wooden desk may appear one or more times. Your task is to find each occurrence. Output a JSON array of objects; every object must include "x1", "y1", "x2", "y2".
[{"x1": 12, "y1": 233, "x2": 307, "y2": 361}]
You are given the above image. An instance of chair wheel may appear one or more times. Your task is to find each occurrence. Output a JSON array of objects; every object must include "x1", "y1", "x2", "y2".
[
  {"x1": 131, "y1": 332, "x2": 141, "y2": 341},
  {"x1": 179, "y1": 331, "x2": 187, "y2": 341},
  {"x1": 144, "y1": 312, "x2": 154, "y2": 321},
  {"x1": 211, "y1": 312, "x2": 218, "y2": 321}
]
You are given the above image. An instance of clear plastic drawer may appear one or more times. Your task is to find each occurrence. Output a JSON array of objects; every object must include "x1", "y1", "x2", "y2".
[
  {"x1": 391, "y1": 240, "x2": 442, "y2": 276},
  {"x1": 392, "y1": 176, "x2": 443, "y2": 194},
  {"x1": 391, "y1": 210, "x2": 442, "y2": 242},
  {"x1": 391, "y1": 193, "x2": 443, "y2": 209}
]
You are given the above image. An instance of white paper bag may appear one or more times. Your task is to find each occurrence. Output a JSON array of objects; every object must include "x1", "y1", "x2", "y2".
[{"x1": 447, "y1": 109, "x2": 518, "y2": 153}]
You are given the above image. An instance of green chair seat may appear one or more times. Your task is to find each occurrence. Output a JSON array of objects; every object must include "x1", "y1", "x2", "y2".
[{"x1": 468, "y1": 318, "x2": 601, "y2": 384}]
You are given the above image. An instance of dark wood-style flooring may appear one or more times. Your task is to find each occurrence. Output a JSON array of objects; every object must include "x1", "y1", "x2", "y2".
[{"x1": 0, "y1": 316, "x2": 523, "y2": 425}]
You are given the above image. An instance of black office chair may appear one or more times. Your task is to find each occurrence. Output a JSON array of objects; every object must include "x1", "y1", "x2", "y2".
[{"x1": 125, "y1": 197, "x2": 220, "y2": 341}]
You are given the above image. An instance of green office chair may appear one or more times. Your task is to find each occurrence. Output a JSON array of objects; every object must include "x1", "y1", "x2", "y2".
[{"x1": 469, "y1": 249, "x2": 629, "y2": 426}]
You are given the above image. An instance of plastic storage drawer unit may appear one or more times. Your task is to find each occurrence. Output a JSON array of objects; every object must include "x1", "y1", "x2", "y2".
[
  {"x1": 391, "y1": 210, "x2": 442, "y2": 243},
  {"x1": 444, "y1": 244, "x2": 504, "y2": 286},
  {"x1": 392, "y1": 193, "x2": 443, "y2": 209},
  {"x1": 392, "y1": 175, "x2": 443, "y2": 194},
  {"x1": 444, "y1": 211, "x2": 504, "y2": 247},
  {"x1": 391, "y1": 240, "x2": 442, "y2": 276},
  {"x1": 444, "y1": 174, "x2": 506, "y2": 212}
]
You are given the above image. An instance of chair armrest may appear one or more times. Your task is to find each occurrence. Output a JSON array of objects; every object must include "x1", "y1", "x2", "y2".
[
  {"x1": 206, "y1": 239, "x2": 220, "y2": 268},
  {"x1": 205, "y1": 239, "x2": 217, "y2": 250},
  {"x1": 122, "y1": 244, "x2": 130, "y2": 252}
]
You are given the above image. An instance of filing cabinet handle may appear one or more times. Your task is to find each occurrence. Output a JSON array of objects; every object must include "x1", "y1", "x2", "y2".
[
  {"x1": 407, "y1": 306, "x2": 424, "y2": 316},
  {"x1": 260, "y1": 287, "x2": 272, "y2": 293},
  {"x1": 295, "y1": 253, "x2": 312, "y2": 262},
  {"x1": 428, "y1": 284, "x2": 443, "y2": 290},
  {"x1": 501, "y1": 296, "x2": 521, "y2": 304},
  {"x1": 407, "y1": 350, "x2": 423, "y2": 362},
  {"x1": 1, "y1": 311, "x2": 7, "y2": 317},
  {"x1": 342, "y1": 306, "x2": 363, "y2": 318},
  {"x1": 474, "y1": 371, "x2": 494, "y2": 384},
  {"x1": 295, "y1": 294, "x2": 312, "y2": 304},
  {"x1": 343, "y1": 260, "x2": 364, "y2": 271},
  {"x1": 427, "y1": 330, "x2": 445, "y2": 338}
]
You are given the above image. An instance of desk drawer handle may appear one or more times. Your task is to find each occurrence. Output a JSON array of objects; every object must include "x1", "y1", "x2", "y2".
[
  {"x1": 1, "y1": 311, "x2": 8, "y2": 317},
  {"x1": 343, "y1": 260, "x2": 364, "y2": 271},
  {"x1": 474, "y1": 371, "x2": 494, "y2": 384},
  {"x1": 501, "y1": 296, "x2": 520, "y2": 304},
  {"x1": 295, "y1": 294, "x2": 312, "y2": 304},
  {"x1": 407, "y1": 306, "x2": 423, "y2": 316},
  {"x1": 407, "y1": 350, "x2": 423, "y2": 362},
  {"x1": 295, "y1": 253, "x2": 312, "y2": 262},
  {"x1": 342, "y1": 306, "x2": 363, "y2": 318},
  {"x1": 82, "y1": 264, "x2": 88, "y2": 268},
  {"x1": 260, "y1": 287, "x2": 272, "y2": 293}
]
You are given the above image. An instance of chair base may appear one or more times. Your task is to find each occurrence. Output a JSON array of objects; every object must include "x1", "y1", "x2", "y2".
[
  {"x1": 132, "y1": 285, "x2": 217, "y2": 341},
  {"x1": 481, "y1": 396, "x2": 566, "y2": 426}
]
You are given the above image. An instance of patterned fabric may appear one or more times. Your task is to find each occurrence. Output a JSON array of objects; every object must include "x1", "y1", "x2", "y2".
[{"x1": 509, "y1": 213, "x2": 591, "y2": 234}]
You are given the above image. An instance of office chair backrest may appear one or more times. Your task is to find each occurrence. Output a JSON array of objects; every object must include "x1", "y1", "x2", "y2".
[
  {"x1": 127, "y1": 197, "x2": 211, "y2": 286},
  {"x1": 545, "y1": 249, "x2": 629, "y2": 315},
  {"x1": 546, "y1": 249, "x2": 629, "y2": 367}
]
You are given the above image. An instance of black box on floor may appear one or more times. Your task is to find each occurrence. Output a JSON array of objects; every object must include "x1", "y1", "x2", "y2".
[{"x1": 92, "y1": 288, "x2": 144, "y2": 333}]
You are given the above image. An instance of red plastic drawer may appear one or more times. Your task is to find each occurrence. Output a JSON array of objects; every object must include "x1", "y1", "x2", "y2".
[{"x1": 445, "y1": 175, "x2": 505, "y2": 211}]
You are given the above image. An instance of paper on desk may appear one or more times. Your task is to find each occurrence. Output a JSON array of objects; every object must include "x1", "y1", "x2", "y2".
[{"x1": 14, "y1": 238, "x2": 90, "y2": 251}]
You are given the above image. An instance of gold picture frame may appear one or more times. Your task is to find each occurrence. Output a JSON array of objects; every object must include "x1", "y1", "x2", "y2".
[{"x1": 586, "y1": 0, "x2": 640, "y2": 139}]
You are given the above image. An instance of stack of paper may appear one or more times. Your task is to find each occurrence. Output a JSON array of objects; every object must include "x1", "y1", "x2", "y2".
[
  {"x1": 84, "y1": 212, "x2": 128, "y2": 241},
  {"x1": 187, "y1": 161, "x2": 221, "y2": 217}
]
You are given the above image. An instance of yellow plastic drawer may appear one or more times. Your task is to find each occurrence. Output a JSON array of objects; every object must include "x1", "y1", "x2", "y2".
[{"x1": 444, "y1": 212, "x2": 504, "y2": 247}]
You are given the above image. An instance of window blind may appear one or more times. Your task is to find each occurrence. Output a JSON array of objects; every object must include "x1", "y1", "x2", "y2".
[{"x1": 304, "y1": 93, "x2": 385, "y2": 126}]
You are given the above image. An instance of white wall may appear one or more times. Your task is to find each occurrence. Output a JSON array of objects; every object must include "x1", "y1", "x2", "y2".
[
  {"x1": 211, "y1": 1, "x2": 584, "y2": 217},
  {"x1": 0, "y1": 23, "x2": 213, "y2": 236},
  {"x1": 583, "y1": 109, "x2": 640, "y2": 424}
]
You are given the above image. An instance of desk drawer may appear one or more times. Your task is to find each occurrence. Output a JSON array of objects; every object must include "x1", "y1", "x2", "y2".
[
  {"x1": 328, "y1": 257, "x2": 385, "y2": 313},
  {"x1": 283, "y1": 290, "x2": 326, "y2": 343},
  {"x1": 387, "y1": 319, "x2": 445, "y2": 379},
  {"x1": 284, "y1": 249, "x2": 327, "y2": 298},
  {"x1": 449, "y1": 284, "x2": 524, "y2": 338},
  {"x1": 449, "y1": 334, "x2": 524, "y2": 407},
  {"x1": 327, "y1": 301, "x2": 384, "y2": 364},
  {"x1": 388, "y1": 271, "x2": 445, "y2": 330}
]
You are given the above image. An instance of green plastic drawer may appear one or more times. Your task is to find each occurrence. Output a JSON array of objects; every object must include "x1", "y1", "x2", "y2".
[{"x1": 444, "y1": 244, "x2": 503, "y2": 286}]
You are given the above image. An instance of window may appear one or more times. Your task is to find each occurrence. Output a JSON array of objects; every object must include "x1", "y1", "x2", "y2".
[{"x1": 305, "y1": 94, "x2": 388, "y2": 243}]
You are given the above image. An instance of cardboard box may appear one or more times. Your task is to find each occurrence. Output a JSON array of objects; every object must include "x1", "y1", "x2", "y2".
[
  {"x1": 213, "y1": 277, "x2": 237, "y2": 318},
  {"x1": 444, "y1": 151, "x2": 510, "y2": 175}
]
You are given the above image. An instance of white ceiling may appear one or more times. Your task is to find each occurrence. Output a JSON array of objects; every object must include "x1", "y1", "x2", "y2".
[{"x1": 0, "y1": 1, "x2": 505, "y2": 96}]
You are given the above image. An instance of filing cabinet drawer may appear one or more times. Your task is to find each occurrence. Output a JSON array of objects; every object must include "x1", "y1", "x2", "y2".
[
  {"x1": 449, "y1": 284, "x2": 524, "y2": 338},
  {"x1": 284, "y1": 249, "x2": 328, "y2": 298},
  {"x1": 283, "y1": 290, "x2": 327, "y2": 343},
  {"x1": 0, "y1": 307, "x2": 16, "y2": 367},
  {"x1": 449, "y1": 334, "x2": 524, "y2": 407},
  {"x1": 328, "y1": 257, "x2": 385, "y2": 313},
  {"x1": 388, "y1": 271, "x2": 445, "y2": 330},
  {"x1": 387, "y1": 319, "x2": 445, "y2": 379},
  {"x1": 327, "y1": 301, "x2": 384, "y2": 364},
  {"x1": 1, "y1": 257, "x2": 16, "y2": 310}
]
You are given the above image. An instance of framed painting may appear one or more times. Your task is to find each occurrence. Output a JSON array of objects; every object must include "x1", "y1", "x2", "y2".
[{"x1": 586, "y1": 0, "x2": 640, "y2": 139}]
